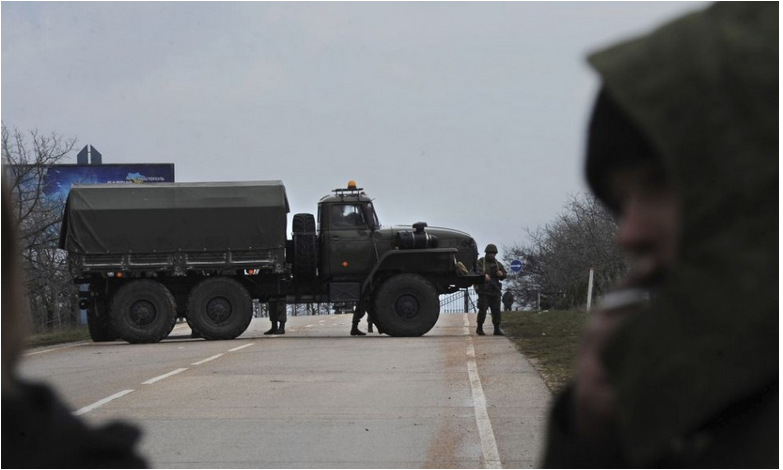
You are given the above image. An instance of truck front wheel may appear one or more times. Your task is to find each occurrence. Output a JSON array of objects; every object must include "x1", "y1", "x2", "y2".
[
  {"x1": 373, "y1": 274, "x2": 440, "y2": 337},
  {"x1": 187, "y1": 277, "x2": 253, "y2": 340},
  {"x1": 110, "y1": 280, "x2": 177, "y2": 344}
]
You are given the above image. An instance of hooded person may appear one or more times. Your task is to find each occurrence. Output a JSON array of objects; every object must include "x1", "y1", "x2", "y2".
[
  {"x1": 543, "y1": 3, "x2": 777, "y2": 468},
  {"x1": 1, "y1": 184, "x2": 148, "y2": 468}
]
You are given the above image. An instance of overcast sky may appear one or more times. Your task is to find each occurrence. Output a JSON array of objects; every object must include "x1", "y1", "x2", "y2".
[{"x1": 2, "y1": 1, "x2": 703, "y2": 259}]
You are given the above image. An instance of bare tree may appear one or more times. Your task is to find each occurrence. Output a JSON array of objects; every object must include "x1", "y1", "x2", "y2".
[
  {"x1": 505, "y1": 194, "x2": 627, "y2": 310},
  {"x1": 2, "y1": 123, "x2": 78, "y2": 330}
]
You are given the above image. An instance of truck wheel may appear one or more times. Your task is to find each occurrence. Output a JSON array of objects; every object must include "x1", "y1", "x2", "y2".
[
  {"x1": 373, "y1": 274, "x2": 440, "y2": 337},
  {"x1": 110, "y1": 280, "x2": 176, "y2": 344},
  {"x1": 292, "y1": 213, "x2": 317, "y2": 280},
  {"x1": 186, "y1": 321, "x2": 204, "y2": 339},
  {"x1": 87, "y1": 298, "x2": 119, "y2": 342},
  {"x1": 187, "y1": 277, "x2": 253, "y2": 340}
]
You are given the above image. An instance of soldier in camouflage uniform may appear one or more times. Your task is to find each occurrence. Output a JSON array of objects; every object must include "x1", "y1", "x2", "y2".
[
  {"x1": 264, "y1": 299, "x2": 286, "y2": 335},
  {"x1": 502, "y1": 290, "x2": 515, "y2": 312},
  {"x1": 475, "y1": 244, "x2": 507, "y2": 336}
]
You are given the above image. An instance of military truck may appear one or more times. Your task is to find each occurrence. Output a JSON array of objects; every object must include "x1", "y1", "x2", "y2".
[{"x1": 60, "y1": 180, "x2": 481, "y2": 343}]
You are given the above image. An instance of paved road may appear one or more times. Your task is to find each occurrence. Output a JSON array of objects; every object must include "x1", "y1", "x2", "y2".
[{"x1": 18, "y1": 313, "x2": 552, "y2": 468}]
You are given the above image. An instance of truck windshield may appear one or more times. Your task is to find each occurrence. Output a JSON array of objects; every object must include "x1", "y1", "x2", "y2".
[{"x1": 332, "y1": 204, "x2": 367, "y2": 229}]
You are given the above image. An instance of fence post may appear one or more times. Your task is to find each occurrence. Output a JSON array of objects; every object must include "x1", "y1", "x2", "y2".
[
  {"x1": 463, "y1": 289, "x2": 469, "y2": 313},
  {"x1": 586, "y1": 267, "x2": 595, "y2": 312}
]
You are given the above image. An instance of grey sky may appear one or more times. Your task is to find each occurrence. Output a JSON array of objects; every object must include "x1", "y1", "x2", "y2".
[{"x1": 2, "y1": 1, "x2": 703, "y2": 259}]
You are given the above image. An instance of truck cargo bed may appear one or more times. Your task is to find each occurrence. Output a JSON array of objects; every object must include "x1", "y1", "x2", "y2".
[{"x1": 60, "y1": 181, "x2": 289, "y2": 274}]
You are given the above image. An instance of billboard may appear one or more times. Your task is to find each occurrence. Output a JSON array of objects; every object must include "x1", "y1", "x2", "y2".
[{"x1": 41, "y1": 164, "x2": 175, "y2": 202}]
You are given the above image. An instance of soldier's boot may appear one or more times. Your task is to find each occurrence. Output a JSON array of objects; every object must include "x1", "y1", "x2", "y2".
[
  {"x1": 476, "y1": 324, "x2": 485, "y2": 336},
  {"x1": 351, "y1": 322, "x2": 366, "y2": 336},
  {"x1": 276, "y1": 321, "x2": 286, "y2": 335},
  {"x1": 493, "y1": 325, "x2": 504, "y2": 336},
  {"x1": 264, "y1": 321, "x2": 278, "y2": 335}
]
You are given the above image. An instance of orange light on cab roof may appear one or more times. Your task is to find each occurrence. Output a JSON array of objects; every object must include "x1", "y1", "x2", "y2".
[{"x1": 347, "y1": 180, "x2": 357, "y2": 189}]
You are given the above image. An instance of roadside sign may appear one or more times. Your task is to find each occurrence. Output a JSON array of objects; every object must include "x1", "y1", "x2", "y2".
[{"x1": 510, "y1": 259, "x2": 523, "y2": 273}]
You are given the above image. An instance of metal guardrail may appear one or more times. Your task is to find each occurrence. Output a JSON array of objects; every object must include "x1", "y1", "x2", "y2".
[{"x1": 439, "y1": 288, "x2": 478, "y2": 313}]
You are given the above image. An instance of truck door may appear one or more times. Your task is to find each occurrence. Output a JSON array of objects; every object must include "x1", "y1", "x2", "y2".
[{"x1": 321, "y1": 203, "x2": 375, "y2": 279}]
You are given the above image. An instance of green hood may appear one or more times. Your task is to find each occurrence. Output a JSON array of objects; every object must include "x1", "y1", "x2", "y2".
[{"x1": 588, "y1": 3, "x2": 778, "y2": 465}]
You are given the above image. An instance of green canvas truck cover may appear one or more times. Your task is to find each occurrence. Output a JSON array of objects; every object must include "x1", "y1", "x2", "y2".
[{"x1": 59, "y1": 181, "x2": 289, "y2": 254}]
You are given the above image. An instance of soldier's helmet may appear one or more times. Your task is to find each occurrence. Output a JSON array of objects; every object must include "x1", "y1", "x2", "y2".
[{"x1": 485, "y1": 243, "x2": 498, "y2": 254}]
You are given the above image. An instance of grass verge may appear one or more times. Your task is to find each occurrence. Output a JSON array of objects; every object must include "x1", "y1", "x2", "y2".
[
  {"x1": 26, "y1": 326, "x2": 91, "y2": 349},
  {"x1": 502, "y1": 310, "x2": 588, "y2": 394}
]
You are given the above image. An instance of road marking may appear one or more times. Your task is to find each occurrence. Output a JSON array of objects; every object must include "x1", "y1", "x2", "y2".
[
  {"x1": 464, "y1": 313, "x2": 502, "y2": 469},
  {"x1": 228, "y1": 342, "x2": 254, "y2": 352},
  {"x1": 192, "y1": 353, "x2": 224, "y2": 365},
  {"x1": 142, "y1": 367, "x2": 188, "y2": 385},
  {"x1": 24, "y1": 342, "x2": 87, "y2": 356},
  {"x1": 73, "y1": 389, "x2": 135, "y2": 416}
]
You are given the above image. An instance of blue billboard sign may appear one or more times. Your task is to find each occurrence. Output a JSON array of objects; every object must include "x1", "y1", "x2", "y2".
[{"x1": 41, "y1": 164, "x2": 175, "y2": 202}]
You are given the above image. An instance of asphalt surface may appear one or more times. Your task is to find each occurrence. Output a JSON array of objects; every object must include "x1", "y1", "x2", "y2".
[{"x1": 18, "y1": 313, "x2": 552, "y2": 468}]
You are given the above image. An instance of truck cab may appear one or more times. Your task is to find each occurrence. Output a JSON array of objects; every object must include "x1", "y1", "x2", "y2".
[
  {"x1": 317, "y1": 184, "x2": 380, "y2": 280},
  {"x1": 297, "y1": 181, "x2": 482, "y2": 336}
]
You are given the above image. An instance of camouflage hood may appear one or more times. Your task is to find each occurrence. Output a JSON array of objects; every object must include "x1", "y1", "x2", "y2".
[{"x1": 587, "y1": 3, "x2": 778, "y2": 465}]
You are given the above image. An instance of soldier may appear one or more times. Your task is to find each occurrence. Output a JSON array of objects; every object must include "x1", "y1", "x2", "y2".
[
  {"x1": 502, "y1": 290, "x2": 515, "y2": 312},
  {"x1": 475, "y1": 244, "x2": 507, "y2": 336},
  {"x1": 350, "y1": 308, "x2": 366, "y2": 336},
  {"x1": 350, "y1": 302, "x2": 368, "y2": 336},
  {"x1": 264, "y1": 299, "x2": 286, "y2": 335}
]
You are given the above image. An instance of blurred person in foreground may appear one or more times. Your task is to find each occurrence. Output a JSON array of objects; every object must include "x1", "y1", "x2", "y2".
[
  {"x1": 1, "y1": 185, "x2": 147, "y2": 468},
  {"x1": 543, "y1": 3, "x2": 777, "y2": 468}
]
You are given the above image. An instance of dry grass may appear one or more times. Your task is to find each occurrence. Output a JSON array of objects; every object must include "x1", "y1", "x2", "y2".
[
  {"x1": 502, "y1": 310, "x2": 588, "y2": 393},
  {"x1": 26, "y1": 326, "x2": 90, "y2": 349}
]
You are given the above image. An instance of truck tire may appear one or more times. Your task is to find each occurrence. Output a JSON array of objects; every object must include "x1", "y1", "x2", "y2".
[
  {"x1": 292, "y1": 213, "x2": 317, "y2": 280},
  {"x1": 186, "y1": 321, "x2": 204, "y2": 339},
  {"x1": 110, "y1": 280, "x2": 177, "y2": 344},
  {"x1": 187, "y1": 277, "x2": 253, "y2": 340},
  {"x1": 87, "y1": 298, "x2": 119, "y2": 342},
  {"x1": 373, "y1": 274, "x2": 440, "y2": 337}
]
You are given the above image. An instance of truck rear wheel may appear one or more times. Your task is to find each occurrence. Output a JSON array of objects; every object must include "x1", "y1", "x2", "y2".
[
  {"x1": 187, "y1": 277, "x2": 253, "y2": 340},
  {"x1": 110, "y1": 280, "x2": 177, "y2": 344},
  {"x1": 373, "y1": 274, "x2": 440, "y2": 337},
  {"x1": 87, "y1": 297, "x2": 119, "y2": 342},
  {"x1": 292, "y1": 213, "x2": 317, "y2": 280}
]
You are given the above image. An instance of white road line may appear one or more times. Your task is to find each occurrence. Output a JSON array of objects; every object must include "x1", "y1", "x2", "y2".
[
  {"x1": 24, "y1": 342, "x2": 86, "y2": 356},
  {"x1": 305, "y1": 325, "x2": 314, "y2": 328},
  {"x1": 142, "y1": 367, "x2": 188, "y2": 385},
  {"x1": 463, "y1": 313, "x2": 471, "y2": 333},
  {"x1": 228, "y1": 342, "x2": 254, "y2": 352},
  {"x1": 73, "y1": 389, "x2": 135, "y2": 416},
  {"x1": 192, "y1": 353, "x2": 224, "y2": 366},
  {"x1": 464, "y1": 313, "x2": 502, "y2": 469}
]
